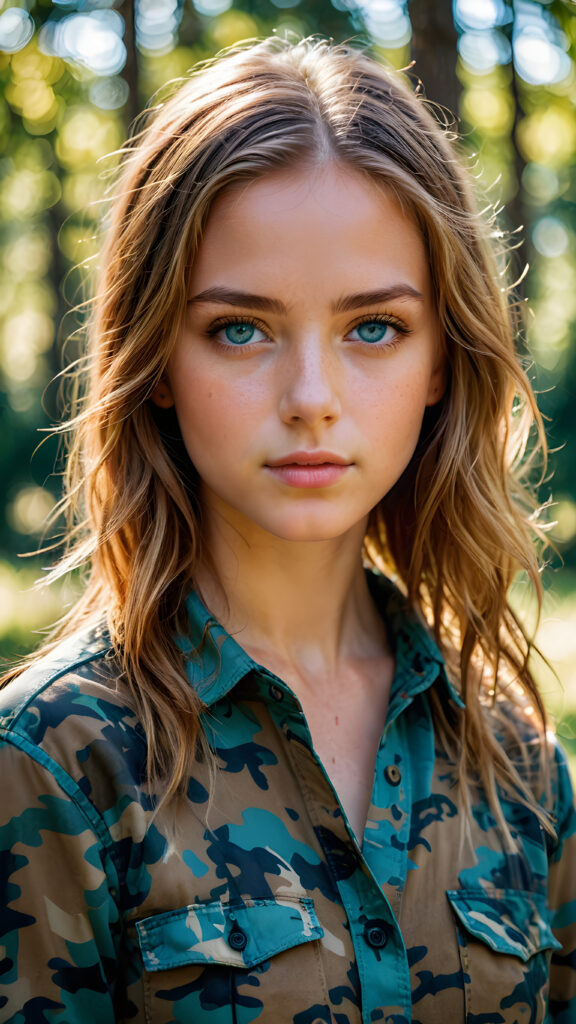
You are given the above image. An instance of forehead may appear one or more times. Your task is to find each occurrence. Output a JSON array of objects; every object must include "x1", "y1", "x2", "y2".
[
  {"x1": 211, "y1": 161, "x2": 397, "y2": 218},
  {"x1": 192, "y1": 163, "x2": 431, "y2": 297}
]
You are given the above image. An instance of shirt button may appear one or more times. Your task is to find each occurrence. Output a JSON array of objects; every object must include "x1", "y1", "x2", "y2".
[
  {"x1": 384, "y1": 764, "x2": 402, "y2": 785},
  {"x1": 228, "y1": 928, "x2": 248, "y2": 951},
  {"x1": 364, "y1": 921, "x2": 391, "y2": 949},
  {"x1": 269, "y1": 684, "x2": 284, "y2": 702}
]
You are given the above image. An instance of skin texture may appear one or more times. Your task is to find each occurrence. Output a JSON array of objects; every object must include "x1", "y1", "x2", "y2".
[
  {"x1": 153, "y1": 162, "x2": 446, "y2": 835},
  {"x1": 159, "y1": 163, "x2": 444, "y2": 552}
]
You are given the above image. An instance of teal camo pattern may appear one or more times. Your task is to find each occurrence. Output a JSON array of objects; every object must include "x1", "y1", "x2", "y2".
[{"x1": 1, "y1": 573, "x2": 575, "y2": 1023}]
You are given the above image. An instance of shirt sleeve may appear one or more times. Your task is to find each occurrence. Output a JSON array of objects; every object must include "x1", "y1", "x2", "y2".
[
  {"x1": 0, "y1": 736, "x2": 121, "y2": 1024},
  {"x1": 548, "y1": 740, "x2": 576, "y2": 1024}
]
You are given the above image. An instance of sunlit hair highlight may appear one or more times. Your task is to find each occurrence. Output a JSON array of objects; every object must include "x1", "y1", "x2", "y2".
[{"x1": 6, "y1": 36, "x2": 551, "y2": 829}]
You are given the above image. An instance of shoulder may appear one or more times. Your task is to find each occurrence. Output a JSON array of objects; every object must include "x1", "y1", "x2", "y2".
[
  {"x1": 0, "y1": 624, "x2": 113, "y2": 720},
  {"x1": 0, "y1": 626, "x2": 148, "y2": 812},
  {"x1": 0, "y1": 624, "x2": 129, "y2": 739},
  {"x1": 488, "y1": 695, "x2": 575, "y2": 840}
]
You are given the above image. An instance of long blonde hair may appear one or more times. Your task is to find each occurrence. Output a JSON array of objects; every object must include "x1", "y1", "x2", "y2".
[{"x1": 6, "y1": 37, "x2": 550, "y2": 824}]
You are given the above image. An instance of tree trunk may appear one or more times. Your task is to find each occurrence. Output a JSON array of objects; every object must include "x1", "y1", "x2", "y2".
[
  {"x1": 122, "y1": 0, "x2": 141, "y2": 132},
  {"x1": 502, "y1": 1, "x2": 528, "y2": 278},
  {"x1": 409, "y1": 0, "x2": 461, "y2": 121}
]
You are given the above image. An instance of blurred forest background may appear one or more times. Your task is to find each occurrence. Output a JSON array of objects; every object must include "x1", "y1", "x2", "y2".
[{"x1": 1, "y1": 0, "x2": 576, "y2": 763}]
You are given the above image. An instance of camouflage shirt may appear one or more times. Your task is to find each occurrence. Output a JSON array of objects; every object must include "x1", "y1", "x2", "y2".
[{"x1": 1, "y1": 573, "x2": 575, "y2": 1024}]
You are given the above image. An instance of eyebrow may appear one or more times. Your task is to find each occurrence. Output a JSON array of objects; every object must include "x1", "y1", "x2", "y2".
[
  {"x1": 188, "y1": 285, "x2": 423, "y2": 315},
  {"x1": 334, "y1": 286, "x2": 423, "y2": 313}
]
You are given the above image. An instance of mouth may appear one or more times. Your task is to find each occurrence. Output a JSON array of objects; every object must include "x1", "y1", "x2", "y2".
[
  {"x1": 264, "y1": 452, "x2": 352, "y2": 489},
  {"x1": 266, "y1": 451, "x2": 351, "y2": 468}
]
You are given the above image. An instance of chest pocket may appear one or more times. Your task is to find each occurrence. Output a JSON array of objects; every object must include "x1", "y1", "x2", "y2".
[
  {"x1": 447, "y1": 888, "x2": 561, "y2": 1024},
  {"x1": 136, "y1": 895, "x2": 324, "y2": 1024}
]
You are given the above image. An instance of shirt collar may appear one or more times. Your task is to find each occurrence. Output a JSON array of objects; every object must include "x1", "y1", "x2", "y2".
[
  {"x1": 180, "y1": 571, "x2": 464, "y2": 711},
  {"x1": 366, "y1": 571, "x2": 465, "y2": 717}
]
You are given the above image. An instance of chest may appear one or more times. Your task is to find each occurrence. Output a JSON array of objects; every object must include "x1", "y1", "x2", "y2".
[
  {"x1": 118, "y1": 693, "x2": 553, "y2": 1024},
  {"x1": 302, "y1": 689, "x2": 390, "y2": 839},
  {"x1": 276, "y1": 654, "x2": 396, "y2": 841}
]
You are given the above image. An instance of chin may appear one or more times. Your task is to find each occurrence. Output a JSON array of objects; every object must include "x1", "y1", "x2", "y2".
[{"x1": 260, "y1": 512, "x2": 363, "y2": 544}]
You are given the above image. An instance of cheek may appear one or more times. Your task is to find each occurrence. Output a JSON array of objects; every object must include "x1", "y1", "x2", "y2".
[
  {"x1": 168, "y1": 363, "x2": 216, "y2": 454},
  {"x1": 168, "y1": 365, "x2": 258, "y2": 464},
  {"x1": 358, "y1": 374, "x2": 432, "y2": 440},
  {"x1": 174, "y1": 392, "x2": 222, "y2": 457}
]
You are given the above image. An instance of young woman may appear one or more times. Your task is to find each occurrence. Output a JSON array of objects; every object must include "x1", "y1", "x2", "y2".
[{"x1": 0, "y1": 37, "x2": 574, "y2": 1024}]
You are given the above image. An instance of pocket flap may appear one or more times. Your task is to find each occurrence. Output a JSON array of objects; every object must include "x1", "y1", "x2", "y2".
[
  {"x1": 447, "y1": 888, "x2": 561, "y2": 962},
  {"x1": 136, "y1": 895, "x2": 323, "y2": 971}
]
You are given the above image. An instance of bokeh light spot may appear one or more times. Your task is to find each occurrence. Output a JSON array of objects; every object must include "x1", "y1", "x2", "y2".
[
  {"x1": 518, "y1": 107, "x2": 576, "y2": 167},
  {"x1": 530, "y1": 259, "x2": 576, "y2": 370},
  {"x1": 89, "y1": 76, "x2": 129, "y2": 111},
  {"x1": 522, "y1": 163, "x2": 560, "y2": 204},
  {"x1": 57, "y1": 222, "x2": 97, "y2": 263},
  {"x1": 552, "y1": 500, "x2": 576, "y2": 546},
  {"x1": 11, "y1": 47, "x2": 60, "y2": 84},
  {"x1": 5, "y1": 309, "x2": 54, "y2": 356},
  {"x1": 458, "y1": 30, "x2": 511, "y2": 73},
  {"x1": 462, "y1": 86, "x2": 513, "y2": 135},
  {"x1": 55, "y1": 106, "x2": 124, "y2": 169},
  {"x1": 8, "y1": 487, "x2": 55, "y2": 536},
  {"x1": 210, "y1": 11, "x2": 259, "y2": 48},
  {"x1": 362, "y1": 1, "x2": 410, "y2": 48},
  {"x1": 0, "y1": 8, "x2": 34, "y2": 54},
  {"x1": 40, "y1": 10, "x2": 127, "y2": 76},
  {"x1": 1, "y1": 168, "x2": 61, "y2": 219},
  {"x1": 4, "y1": 230, "x2": 52, "y2": 281},
  {"x1": 532, "y1": 216, "x2": 570, "y2": 258},
  {"x1": 64, "y1": 11, "x2": 126, "y2": 76},
  {"x1": 136, "y1": 0, "x2": 182, "y2": 53},
  {"x1": 61, "y1": 172, "x2": 102, "y2": 213},
  {"x1": 194, "y1": 0, "x2": 233, "y2": 15},
  {"x1": 6, "y1": 79, "x2": 58, "y2": 124},
  {"x1": 514, "y1": 31, "x2": 571, "y2": 87},
  {"x1": 455, "y1": 0, "x2": 506, "y2": 32}
]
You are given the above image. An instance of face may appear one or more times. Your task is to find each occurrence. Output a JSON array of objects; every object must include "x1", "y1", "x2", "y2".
[{"x1": 155, "y1": 163, "x2": 445, "y2": 545}]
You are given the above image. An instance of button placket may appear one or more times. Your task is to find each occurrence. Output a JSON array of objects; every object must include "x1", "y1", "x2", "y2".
[{"x1": 339, "y1": 872, "x2": 412, "y2": 1016}]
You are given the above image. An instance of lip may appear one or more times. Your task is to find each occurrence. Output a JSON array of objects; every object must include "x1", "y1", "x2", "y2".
[
  {"x1": 266, "y1": 451, "x2": 351, "y2": 467},
  {"x1": 265, "y1": 451, "x2": 352, "y2": 489}
]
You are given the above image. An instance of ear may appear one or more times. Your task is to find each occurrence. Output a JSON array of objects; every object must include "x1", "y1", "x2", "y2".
[
  {"x1": 150, "y1": 379, "x2": 175, "y2": 409},
  {"x1": 426, "y1": 348, "x2": 447, "y2": 407}
]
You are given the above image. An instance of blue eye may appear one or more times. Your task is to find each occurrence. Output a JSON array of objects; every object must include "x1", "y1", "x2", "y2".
[
  {"x1": 225, "y1": 323, "x2": 256, "y2": 344},
  {"x1": 210, "y1": 320, "x2": 269, "y2": 346},
  {"x1": 351, "y1": 320, "x2": 398, "y2": 344}
]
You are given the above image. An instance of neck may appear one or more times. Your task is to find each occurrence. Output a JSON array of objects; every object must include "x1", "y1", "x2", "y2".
[{"x1": 195, "y1": 515, "x2": 388, "y2": 679}]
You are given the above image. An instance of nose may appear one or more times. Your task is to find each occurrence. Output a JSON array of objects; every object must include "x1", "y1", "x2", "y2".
[{"x1": 278, "y1": 337, "x2": 342, "y2": 427}]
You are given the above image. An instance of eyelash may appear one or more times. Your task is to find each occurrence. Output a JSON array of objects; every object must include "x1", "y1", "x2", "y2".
[
  {"x1": 206, "y1": 315, "x2": 269, "y2": 342},
  {"x1": 205, "y1": 313, "x2": 412, "y2": 350},
  {"x1": 349, "y1": 313, "x2": 412, "y2": 351}
]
